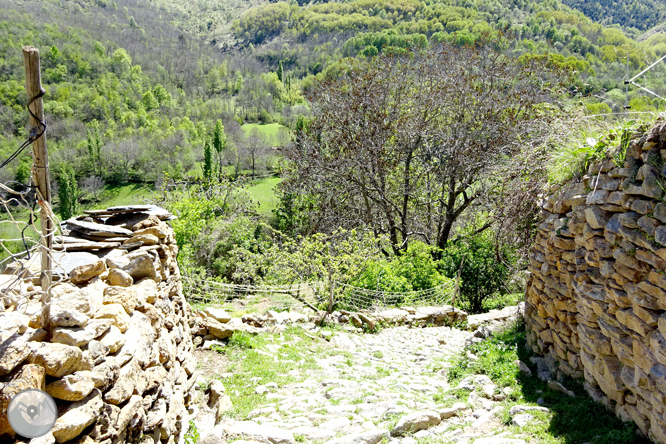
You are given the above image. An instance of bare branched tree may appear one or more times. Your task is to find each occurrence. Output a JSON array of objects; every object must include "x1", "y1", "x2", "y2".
[
  {"x1": 81, "y1": 175, "x2": 105, "y2": 202},
  {"x1": 283, "y1": 38, "x2": 574, "y2": 254}
]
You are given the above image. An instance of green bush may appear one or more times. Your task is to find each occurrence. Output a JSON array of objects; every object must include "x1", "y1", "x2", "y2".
[
  {"x1": 439, "y1": 231, "x2": 514, "y2": 314},
  {"x1": 350, "y1": 241, "x2": 447, "y2": 293}
]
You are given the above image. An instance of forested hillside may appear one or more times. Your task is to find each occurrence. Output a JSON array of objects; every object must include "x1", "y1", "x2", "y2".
[
  {"x1": 0, "y1": 0, "x2": 301, "y2": 190},
  {"x1": 1, "y1": 0, "x2": 666, "y2": 313},
  {"x1": 560, "y1": 0, "x2": 666, "y2": 31}
]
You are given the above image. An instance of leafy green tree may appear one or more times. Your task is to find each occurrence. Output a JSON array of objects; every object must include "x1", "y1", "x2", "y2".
[
  {"x1": 277, "y1": 60, "x2": 284, "y2": 83},
  {"x1": 203, "y1": 139, "x2": 213, "y2": 181},
  {"x1": 57, "y1": 165, "x2": 81, "y2": 220},
  {"x1": 438, "y1": 231, "x2": 514, "y2": 313},
  {"x1": 213, "y1": 119, "x2": 227, "y2": 178}
]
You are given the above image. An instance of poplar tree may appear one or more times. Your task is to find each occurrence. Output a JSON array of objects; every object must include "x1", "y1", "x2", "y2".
[
  {"x1": 203, "y1": 139, "x2": 213, "y2": 181},
  {"x1": 213, "y1": 119, "x2": 227, "y2": 178}
]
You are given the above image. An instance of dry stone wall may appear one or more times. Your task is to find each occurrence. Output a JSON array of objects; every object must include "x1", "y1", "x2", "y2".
[
  {"x1": 525, "y1": 119, "x2": 666, "y2": 443},
  {"x1": 0, "y1": 207, "x2": 198, "y2": 444}
]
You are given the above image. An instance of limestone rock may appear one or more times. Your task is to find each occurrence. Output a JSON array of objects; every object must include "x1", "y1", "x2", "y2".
[
  {"x1": 95, "y1": 303, "x2": 130, "y2": 332},
  {"x1": 327, "y1": 429, "x2": 388, "y2": 444},
  {"x1": 227, "y1": 421, "x2": 295, "y2": 444},
  {"x1": 98, "y1": 325, "x2": 125, "y2": 353},
  {"x1": 50, "y1": 305, "x2": 90, "y2": 328},
  {"x1": 46, "y1": 371, "x2": 95, "y2": 401},
  {"x1": 547, "y1": 380, "x2": 575, "y2": 397},
  {"x1": 90, "y1": 358, "x2": 119, "y2": 391},
  {"x1": 125, "y1": 234, "x2": 159, "y2": 246},
  {"x1": 391, "y1": 411, "x2": 441, "y2": 436},
  {"x1": 123, "y1": 254, "x2": 157, "y2": 281},
  {"x1": 0, "y1": 334, "x2": 30, "y2": 376},
  {"x1": 508, "y1": 405, "x2": 549, "y2": 415},
  {"x1": 0, "y1": 312, "x2": 30, "y2": 335},
  {"x1": 511, "y1": 413, "x2": 534, "y2": 427},
  {"x1": 51, "y1": 389, "x2": 103, "y2": 443},
  {"x1": 204, "y1": 307, "x2": 231, "y2": 324},
  {"x1": 204, "y1": 317, "x2": 234, "y2": 339},
  {"x1": 107, "y1": 268, "x2": 133, "y2": 287},
  {"x1": 28, "y1": 342, "x2": 83, "y2": 377},
  {"x1": 69, "y1": 260, "x2": 106, "y2": 284},
  {"x1": 0, "y1": 364, "x2": 45, "y2": 437},
  {"x1": 438, "y1": 402, "x2": 468, "y2": 419},
  {"x1": 52, "y1": 319, "x2": 113, "y2": 347},
  {"x1": 103, "y1": 286, "x2": 138, "y2": 314}
]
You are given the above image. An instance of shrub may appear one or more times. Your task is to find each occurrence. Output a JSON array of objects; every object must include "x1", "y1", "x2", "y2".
[{"x1": 439, "y1": 231, "x2": 514, "y2": 313}]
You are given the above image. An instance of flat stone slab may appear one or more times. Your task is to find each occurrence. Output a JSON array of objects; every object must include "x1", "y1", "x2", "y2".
[
  {"x1": 83, "y1": 205, "x2": 153, "y2": 216},
  {"x1": 64, "y1": 219, "x2": 132, "y2": 237}
]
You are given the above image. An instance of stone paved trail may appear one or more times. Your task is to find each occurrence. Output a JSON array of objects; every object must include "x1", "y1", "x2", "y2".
[{"x1": 194, "y1": 320, "x2": 531, "y2": 444}]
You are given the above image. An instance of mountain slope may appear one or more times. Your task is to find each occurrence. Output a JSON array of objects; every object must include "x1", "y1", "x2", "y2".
[{"x1": 560, "y1": 0, "x2": 666, "y2": 31}]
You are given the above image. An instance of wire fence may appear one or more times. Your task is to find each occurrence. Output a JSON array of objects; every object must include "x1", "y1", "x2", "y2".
[
  {"x1": 0, "y1": 181, "x2": 63, "y2": 323},
  {"x1": 181, "y1": 274, "x2": 457, "y2": 314}
]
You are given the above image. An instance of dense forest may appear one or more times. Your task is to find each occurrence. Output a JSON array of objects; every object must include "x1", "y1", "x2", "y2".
[
  {"x1": 1, "y1": 0, "x2": 666, "y2": 312},
  {"x1": 560, "y1": 0, "x2": 666, "y2": 31}
]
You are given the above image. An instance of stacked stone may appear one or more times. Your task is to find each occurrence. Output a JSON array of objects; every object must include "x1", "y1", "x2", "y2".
[
  {"x1": 0, "y1": 210, "x2": 197, "y2": 444},
  {"x1": 525, "y1": 119, "x2": 666, "y2": 442}
]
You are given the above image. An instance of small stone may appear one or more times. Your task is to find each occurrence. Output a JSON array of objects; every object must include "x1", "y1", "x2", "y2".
[
  {"x1": 103, "y1": 286, "x2": 138, "y2": 314},
  {"x1": 516, "y1": 360, "x2": 532, "y2": 377},
  {"x1": 203, "y1": 307, "x2": 232, "y2": 324},
  {"x1": 50, "y1": 306, "x2": 90, "y2": 328},
  {"x1": 95, "y1": 303, "x2": 130, "y2": 332},
  {"x1": 227, "y1": 421, "x2": 295, "y2": 444},
  {"x1": 107, "y1": 268, "x2": 133, "y2": 287},
  {"x1": 69, "y1": 260, "x2": 106, "y2": 285},
  {"x1": 391, "y1": 411, "x2": 441, "y2": 436},
  {"x1": 28, "y1": 342, "x2": 83, "y2": 377},
  {"x1": 547, "y1": 380, "x2": 575, "y2": 397},
  {"x1": 98, "y1": 325, "x2": 125, "y2": 353},
  {"x1": 509, "y1": 405, "x2": 549, "y2": 415},
  {"x1": 512, "y1": 413, "x2": 534, "y2": 427},
  {"x1": 0, "y1": 334, "x2": 30, "y2": 376},
  {"x1": 204, "y1": 318, "x2": 234, "y2": 339},
  {"x1": 51, "y1": 389, "x2": 103, "y2": 443},
  {"x1": 46, "y1": 371, "x2": 95, "y2": 401}
]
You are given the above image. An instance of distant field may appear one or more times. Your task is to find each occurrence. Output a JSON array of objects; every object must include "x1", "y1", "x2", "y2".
[
  {"x1": 241, "y1": 123, "x2": 291, "y2": 146},
  {"x1": 88, "y1": 183, "x2": 155, "y2": 210},
  {"x1": 246, "y1": 176, "x2": 282, "y2": 216}
]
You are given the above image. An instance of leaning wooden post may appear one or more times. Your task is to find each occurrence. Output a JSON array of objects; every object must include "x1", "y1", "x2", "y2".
[{"x1": 23, "y1": 46, "x2": 53, "y2": 331}]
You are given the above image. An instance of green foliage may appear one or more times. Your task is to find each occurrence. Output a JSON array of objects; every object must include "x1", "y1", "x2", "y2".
[
  {"x1": 547, "y1": 117, "x2": 652, "y2": 183},
  {"x1": 184, "y1": 420, "x2": 199, "y2": 444},
  {"x1": 438, "y1": 230, "x2": 514, "y2": 314},
  {"x1": 213, "y1": 119, "x2": 227, "y2": 177},
  {"x1": 57, "y1": 165, "x2": 81, "y2": 220},
  {"x1": 350, "y1": 241, "x2": 449, "y2": 293},
  {"x1": 203, "y1": 140, "x2": 213, "y2": 181}
]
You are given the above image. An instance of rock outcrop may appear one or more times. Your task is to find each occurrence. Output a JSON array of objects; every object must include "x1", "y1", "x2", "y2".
[{"x1": 525, "y1": 118, "x2": 666, "y2": 442}]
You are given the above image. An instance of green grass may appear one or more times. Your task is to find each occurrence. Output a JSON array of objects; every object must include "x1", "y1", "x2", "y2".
[
  {"x1": 482, "y1": 292, "x2": 525, "y2": 312},
  {"x1": 444, "y1": 321, "x2": 650, "y2": 444},
  {"x1": 88, "y1": 183, "x2": 154, "y2": 209},
  {"x1": 216, "y1": 326, "x2": 323, "y2": 420},
  {"x1": 242, "y1": 123, "x2": 291, "y2": 146},
  {"x1": 246, "y1": 176, "x2": 282, "y2": 216}
]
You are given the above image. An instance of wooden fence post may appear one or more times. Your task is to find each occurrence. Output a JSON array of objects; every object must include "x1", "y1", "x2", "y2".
[{"x1": 23, "y1": 46, "x2": 53, "y2": 331}]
